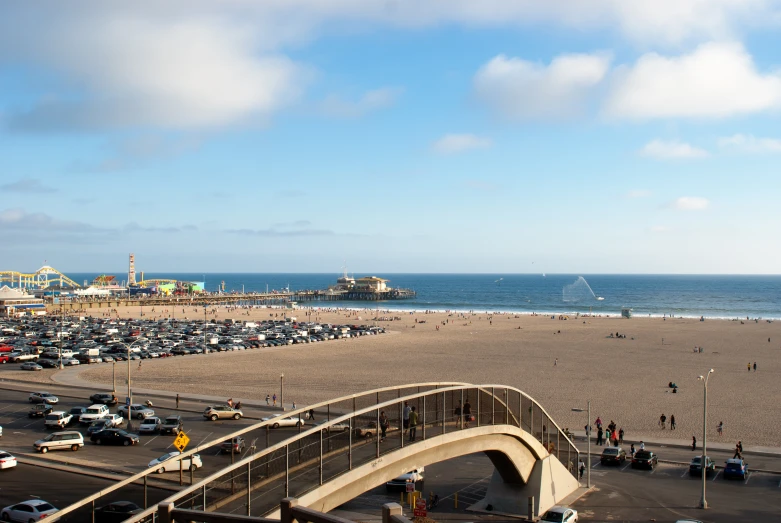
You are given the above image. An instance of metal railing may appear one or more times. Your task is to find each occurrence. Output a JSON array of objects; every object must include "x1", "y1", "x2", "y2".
[
  {"x1": 124, "y1": 384, "x2": 578, "y2": 522},
  {"x1": 51, "y1": 383, "x2": 467, "y2": 522}
]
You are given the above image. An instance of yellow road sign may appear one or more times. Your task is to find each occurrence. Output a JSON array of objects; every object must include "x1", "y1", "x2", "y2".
[{"x1": 173, "y1": 431, "x2": 190, "y2": 452}]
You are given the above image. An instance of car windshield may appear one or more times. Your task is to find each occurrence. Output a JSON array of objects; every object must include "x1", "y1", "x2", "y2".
[
  {"x1": 165, "y1": 417, "x2": 179, "y2": 423},
  {"x1": 141, "y1": 419, "x2": 156, "y2": 424},
  {"x1": 541, "y1": 511, "x2": 565, "y2": 522},
  {"x1": 158, "y1": 453, "x2": 174, "y2": 461},
  {"x1": 726, "y1": 462, "x2": 742, "y2": 469},
  {"x1": 635, "y1": 451, "x2": 652, "y2": 458},
  {"x1": 86, "y1": 408, "x2": 101, "y2": 414},
  {"x1": 603, "y1": 448, "x2": 618, "y2": 455},
  {"x1": 91, "y1": 420, "x2": 106, "y2": 426}
]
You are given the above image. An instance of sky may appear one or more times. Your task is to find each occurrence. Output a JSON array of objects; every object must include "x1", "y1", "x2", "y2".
[{"x1": 2, "y1": 0, "x2": 781, "y2": 274}]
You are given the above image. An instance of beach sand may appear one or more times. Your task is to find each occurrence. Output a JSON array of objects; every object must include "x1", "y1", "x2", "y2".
[{"x1": 11, "y1": 305, "x2": 781, "y2": 446}]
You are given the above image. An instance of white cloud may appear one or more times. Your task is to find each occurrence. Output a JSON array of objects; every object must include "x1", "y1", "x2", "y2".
[
  {"x1": 432, "y1": 134, "x2": 493, "y2": 154},
  {"x1": 320, "y1": 87, "x2": 403, "y2": 118},
  {"x1": 474, "y1": 53, "x2": 611, "y2": 120},
  {"x1": 627, "y1": 189, "x2": 652, "y2": 198},
  {"x1": 605, "y1": 42, "x2": 781, "y2": 119},
  {"x1": 639, "y1": 140, "x2": 709, "y2": 159},
  {"x1": 669, "y1": 197, "x2": 710, "y2": 211},
  {"x1": 718, "y1": 134, "x2": 781, "y2": 153}
]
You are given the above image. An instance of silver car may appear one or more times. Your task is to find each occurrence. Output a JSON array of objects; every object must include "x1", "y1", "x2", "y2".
[
  {"x1": 118, "y1": 404, "x2": 155, "y2": 420},
  {"x1": 203, "y1": 405, "x2": 243, "y2": 421},
  {"x1": 138, "y1": 416, "x2": 162, "y2": 434}
]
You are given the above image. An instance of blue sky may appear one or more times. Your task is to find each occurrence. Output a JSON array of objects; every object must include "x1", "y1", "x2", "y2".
[{"x1": 2, "y1": 1, "x2": 781, "y2": 274}]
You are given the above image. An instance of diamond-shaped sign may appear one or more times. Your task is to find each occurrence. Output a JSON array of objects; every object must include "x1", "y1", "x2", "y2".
[{"x1": 173, "y1": 431, "x2": 190, "y2": 452}]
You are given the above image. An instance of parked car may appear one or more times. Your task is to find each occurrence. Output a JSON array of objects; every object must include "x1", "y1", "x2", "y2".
[
  {"x1": 68, "y1": 406, "x2": 88, "y2": 423},
  {"x1": 28, "y1": 403, "x2": 53, "y2": 418},
  {"x1": 160, "y1": 415, "x2": 183, "y2": 435},
  {"x1": 1, "y1": 500, "x2": 58, "y2": 522},
  {"x1": 94, "y1": 501, "x2": 143, "y2": 523},
  {"x1": 261, "y1": 415, "x2": 304, "y2": 428},
  {"x1": 541, "y1": 506, "x2": 578, "y2": 522},
  {"x1": 314, "y1": 420, "x2": 351, "y2": 433},
  {"x1": 80, "y1": 404, "x2": 110, "y2": 424},
  {"x1": 118, "y1": 404, "x2": 155, "y2": 420},
  {"x1": 148, "y1": 451, "x2": 203, "y2": 473},
  {"x1": 203, "y1": 405, "x2": 243, "y2": 421},
  {"x1": 90, "y1": 429, "x2": 140, "y2": 446},
  {"x1": 20, "y1": 361, "x2": 43, "y2": 371},
  {"x1": 90, "y1": 392, "x2": 119, "y2": 405},
  {"x1": 631, "y1": 450, "x2": 658, "y2": 470},
  {"x1": 600, "y1": 447, "x2": 627, "y2": 466},
  {"x1": 689, "y1": 456, "x2": 716, "y2": 476},
  {"x1": 723, "y1": 458, "x2": 748, "y2": 480},
  {"x1": 0, "y1": 451, "x2": 17, "y2": 470},
  {"x1": 138, "y1": 417, "x2": 162, "y2": 434},
  {"x1": 34, "y1": 431, "x2": 84, "y2": 453},
  {"x1": 386, "y1": 468, "x2": 424, "y2": 491},
  {"x1": 44, "y1": 411, "x2": 73, "y2": 429},
  {"x1": 29, "y1": 391, "x2": 59, "y2": 404},
  {"x1": 105, "y1": 413, "x2": 124, "y2": 427},
  {"x1": 37, "y1": 359, "x2": 59, "y2": 369},
  {"x1": 87, "y1": 419, "x2": 113, "y2": 436},
  {"x1": 221, "y1": 436, "x2": 246, "y2": 454}
]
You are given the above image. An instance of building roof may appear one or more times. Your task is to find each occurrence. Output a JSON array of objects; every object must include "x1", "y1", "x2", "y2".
[
  {"x1": 0, "y1": 285, "x2": 36, "y2": 301},
  {"x1": 356, "y1": 276, "x2": 389, "y2": 282}
]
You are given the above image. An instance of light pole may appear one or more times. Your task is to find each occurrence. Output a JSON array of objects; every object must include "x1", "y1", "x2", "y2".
[
  {"x1": 58, "y1": 310, "x2": 64, "y2": 370},
  {"x1": 572, "y1": 401, "x2": 591, "y2": 488},
  {"x1": 112, "y1": 362, "x2": 116, "y2": 393},
  {"x1": 697, "y1": 369, "x2": 714, "y2": 509},
  {"x1": 116, "y1": 338, "x2": 147, "y2": 406},
  {"x1": 280, "y1": 373, "x2": 284, "y2": 411}
]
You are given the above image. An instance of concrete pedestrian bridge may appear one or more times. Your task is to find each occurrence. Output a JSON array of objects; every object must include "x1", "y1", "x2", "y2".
[{"x1": 57, "y1": 384, "x2": 580, "y2": 521}]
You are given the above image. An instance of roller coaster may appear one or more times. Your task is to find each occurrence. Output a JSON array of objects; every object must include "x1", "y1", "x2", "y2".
[{"x1": 0, "y1": 265, "x2": 82, "y2": 289}]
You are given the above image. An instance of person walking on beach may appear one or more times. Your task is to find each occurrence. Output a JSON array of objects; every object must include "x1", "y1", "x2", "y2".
[
  {"x1": 618, "y1": 427, "x2": 624, "y2": 444},
  {"x1": 403, "y1": 401, "x2": 411, "y2": 436},
  {"x1": 691, "y1": 436, "x2": 697, "y2": 451},
  {"x1": 266, "y1": 394, "x2": 270, "y2": 406},
  {"x1": 659, "y1": 413, "x2": 667, "y2": 429},
  {"x1": 597, "y1": 427, "x2": 604, "y2": 446},
  {"x1": 753, "y1": 361, "x2": 757, "y2": 371},
  {"x1": 595, "y1": 417, "x2": 602, "y2": 430},
  {"x1": 176, "y1": 394, "x2": 180, "y2": 409},
  {"x1": 670, "y1": 415, "x2": 676, "y2": 430},
  {"x1": 717, "y1": 421, "x2": 723, "y2": 436},
  {"x1": 748, "y1": 362, "x2": 751, "y2": 372},
  {"x1": 409, "y1": 406, "x2": 418, "y2": 441},
  {"x1": 272, "y1": 393, "x2": 277, "y2": 407}
]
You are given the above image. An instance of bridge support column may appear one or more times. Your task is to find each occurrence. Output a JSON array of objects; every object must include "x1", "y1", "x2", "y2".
[{"x1": 470, "y1": 456, "x2": 579, "y2": 518}]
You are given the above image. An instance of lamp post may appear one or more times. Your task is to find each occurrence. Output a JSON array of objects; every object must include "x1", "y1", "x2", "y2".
[
  {"x1": 697, "y1": 369, "x2": 714, "y2": 509},
  {"x1": 112, "y1": 362, "x2": 116, "y2": 393},
  {"x1": 58, "y1": 310, "x2": 64, "y2": 370},
  {"x1": 116, "y1": 338, "x2": 147, "y2": 406},
  {"x1": 280, "y1": 373, "x2": 284, "y2": 411},
  {"x1": 572, "y1": 401, "x2": 591, "y2": 488}
]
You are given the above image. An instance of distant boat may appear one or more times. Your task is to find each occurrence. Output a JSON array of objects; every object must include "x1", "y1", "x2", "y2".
[
  {"x1": 495, "y1": 278, "x2": 503, "y2": 284},
  {"x1": 596, "y1": 296, "x2": 605, "y2": 301},
  {"x1": 542, "y1": 273, "x2": 546, "y2": 277}
]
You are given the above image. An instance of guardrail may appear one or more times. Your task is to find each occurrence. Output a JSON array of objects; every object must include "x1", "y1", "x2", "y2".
[
  {"x1": 124, "y1": 384, "x2": 578, "y2": 522},
  {"x1": 51, "y1": 383, "x2": 467, "y2": 522}
]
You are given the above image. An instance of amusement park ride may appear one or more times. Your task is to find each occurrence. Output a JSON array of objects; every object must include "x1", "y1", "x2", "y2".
[{"x1": 0, "y1": 265, "x2": 81, "y2": 290}]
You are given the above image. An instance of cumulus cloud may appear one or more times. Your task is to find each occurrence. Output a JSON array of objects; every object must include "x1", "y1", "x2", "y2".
[
  {"x1": 605, "y1": 42, "x2": 781, "y2": 119},
  {"x1": 474, "y1": 53, "x2": 611, "y2": 120},
  {"x1": 433, "y1": 134, "x2": 493, "y2": 154},
  {"x1": 320, "y1": 87, "x2": 403, "y2": 118},
  {"x1": 668, "y1": 197, "x2": 710, "y2": 211},
  {"x1": 0, "y1": 179, "x2": 57, "y2": 193},
  {"x1": 639, "y1": 140, "x2": 709, "y2": 159},
  {"x1": 718, "y1": 134, "x2": 781, "y2": 153}
]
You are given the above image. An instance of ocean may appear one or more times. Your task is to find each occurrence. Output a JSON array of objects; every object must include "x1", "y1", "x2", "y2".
[{"x1": 65, "y1": 273, "x2": 781, "y2": 320}]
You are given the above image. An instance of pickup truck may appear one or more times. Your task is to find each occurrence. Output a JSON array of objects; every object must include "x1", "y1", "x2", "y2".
[
  {"x1": 9, "y1": 352, "x2": 38, "y2": 363},
  {"x1": 79, "y1": 404, "x2": 110, "y2": 424}
]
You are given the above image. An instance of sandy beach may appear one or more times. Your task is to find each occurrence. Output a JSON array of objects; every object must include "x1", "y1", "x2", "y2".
[{"x1": 9, "y1": 304, "x2": 781, "y2": 447}]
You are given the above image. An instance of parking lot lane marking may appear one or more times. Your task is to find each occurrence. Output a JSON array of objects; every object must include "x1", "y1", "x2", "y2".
[
  {"x1": 143, "y1": 436, "x2": 159, "y2": 447},
  {"x1": 744, "y1": 472, "x2": 750, "y2": 485},
  {"x1": 681, "y1": 469, "x2": 689, "y2": 478},
  {"x1": 23, "y1": 420, "x2": 39, "y2": 428},
  {"x1": 621, "y1": 463, "x2": 631, "y2": 471},
  {"x1": 591, "y1": 462, "x2": 601, "y2": 469},
  {"x1": 196, "y1": 432, "x2": 213, "y2": 447},
  {"x1": 712, "y1": 470, "x2": 721, "y2": 481}
]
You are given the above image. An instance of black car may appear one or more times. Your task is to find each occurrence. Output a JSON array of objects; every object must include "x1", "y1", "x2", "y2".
[
  {"x1": 29, "y1": 403, "x2": 54, "y2": 418},
  {"x1": 600, "y1": 446, "x2": 627, "y2": 465},
  {"x1": 94, "y1": 501, "x2": 143, "y2": 523},
  {"x1": 87, "y1": 419, "x2": 113, "y2": 436},
  {"x1": 38, "y1": 359, "x2": 60, "y2": 368},
  {"x1": 689, "y1": 456, "x2": 716, "y2": 476},
  {"x1": 69, "y1": 406, "x2": 88, "y2": 423},
  {"x1": 90, "y1": 392, "x2": 118, "y2": 405},
  {"x1": 631, "y1": 450, "x2": 658, "y2": 470},
  {"x1": 221, "y1": 436, "x2": 246, "y2": 454},
  {"x1": 90, "y1": 429, "x2": 140, "y2": 446},
  {"x1": 160, "y1": 415, "x2": 183, "y2": 435}
]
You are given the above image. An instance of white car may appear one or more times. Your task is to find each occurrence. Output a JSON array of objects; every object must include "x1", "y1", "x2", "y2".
[
  {"x1": 541, "y1": 506, "x2": 578, "y2": 523},
  {"x1": 314, "y1": 420, "x2": 350, "y2": 433},
  {"x1": 0, "y1": 451, "x2": 17, "y2": 469},
  {"x1": 29, "y1": 392, "x2": 59, "y2": 404},
  {"x1": 1, "y1": 500, "x2": 58, "y2": 522},
  {"x1": 148, "y1": 451, "x2": 203, "y2": 473},
  {"x1": 105, "y1": 413, "x2": 124, "y2": 427},
  {"x1": 44, "y1": 411, "x2": 73, "y2": 429},
  {"x1": 64, "y1": 358, "x2": 80, "y2": 366},
  {"x1": 386, "y1": 467, "x2": 424, "y2": 491},
  {"x1": 138, "y1": 417, "x2": 162, "y2": 434},
  {"x1": 79, "y1": 404, "x2": 110, "y2": 424},
  {"x1": 261, "y1": 416, "x2": 306, "y2": 429}
]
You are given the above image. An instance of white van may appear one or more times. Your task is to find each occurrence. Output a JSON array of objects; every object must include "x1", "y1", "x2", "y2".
[{"x1": 34, "y1": 431, "x2": 84, "y2": 453}]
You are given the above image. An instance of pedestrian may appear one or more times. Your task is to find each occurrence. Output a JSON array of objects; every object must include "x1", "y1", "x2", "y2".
[
  {"x1": 379, "y1": 411, "x2": 389, "y2": 441},
  {"x1": 403, "y1": 401, "x2": 411, "y2": 435},
  {"x1": 176, "y1": 394, "x2": 180, "y2": 409},
  {"x1": 454, "y1": 400, "x2": 462, "y2": 426},
  {"x1": 554, "y1": 358, "x2": 558, "y2": 366},
  {"x1": 691, "y1": 436, "x2": 697, "y2": 451},
  {"x1": 595, "y1": 416, "x2": 602, "y2": 430},
  {"x1": 138, "y1": 360, "x2": 142, "y2": 369},
  {"x1": 605, "y1": 427, "x2": 612, "y2": 445},
  {"x1": 292, "y1": 400, "x2": 297, "y2": 409},
  {"x1": 272, "y1": 393, "x2": 277, "y2": 407},
  {"x1": 579, "y1": 460, "x2": 585, "y2": 480},
  {"x1": 308, "y1": 408, "x2": 315, "y2": 421},
  {"x1": 463, "y1": 399, "x2": 472, "y2": 428},
  {"x1": 597, "y1": 427, "x2": 604, "y2": 446},
  {"x1": 611, "y1": 432, "x2": 618, "y2": 447},
  {"x1": 659, "y1": 413, "x2": 666, "y2": 429},
  {"x1": 753, "y1": 361, "x2": 757, "y2": 372},
  {"x1": 639, "y1": 440, "x2": 645, "y2": 451},
  {"x1": 733, "y1": 442, "x2": 743, "y2": 459},
  {"x1": 227, "y1": 398, "x2": 234, "y2": 408},
  {"x1": 670, "y1": 415, "x2": 676, "y2": 430},
  {"x1": 266, "y1": 394, "x2": 270, "y2": 406},
  {"x1": 748, "y1": 362, "x2": 751, "y2": 372},
  {"x1": 618, "y1": 427, "x2": 624, "y2": 444},
  {"x1": 630, "y1": 443, "x2": 635, "y2": 458},
  {"x1": 409, "y1": 406, "x2": 418, "y2": 441}
]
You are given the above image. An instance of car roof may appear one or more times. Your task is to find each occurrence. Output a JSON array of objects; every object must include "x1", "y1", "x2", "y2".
[
  {"x1": 23, "y1": 499, "x2": 52, "y2": 506},
  {"x1": 545, "y1": 506, "x2": 569, "y2": 514},
  {"x1": 726, "y1": 458, "x2": 744, "y2": 464}
]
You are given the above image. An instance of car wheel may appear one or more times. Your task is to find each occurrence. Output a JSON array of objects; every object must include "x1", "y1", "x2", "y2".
[
  {"x1": 0, "y1": 513, "x2": 8, "y2": 522},
  {"x1": 40, "y1": 447, "x2": 48, "y2": 453},
  {"x1": 123, "y1": 440, "x2": 130, "y2": 446},
  {"x1": 71, "y1": 444, "x2": 79, "y2": 451},
  {"x1": 189, "y1": 464, "x2": 197, "y2": 471},
  {"x1": 95, "y1": 439, "x2": 102, "y2": 445},
  {"x1": 272, "y1": 423, "x2": 280, "y2": 429},
  {"x1": 210, "y1": 414, "x2": 218, "y2": 421},
  {"x1": 137, "y1": 413, "x2": 144, "y2": 420},
  {"x1": 365, "y1": 432, "x2": 373, "y2": 438},
  {"x1": 233, "y1": 413, "x2": 240, "y2": 420},
  {"x1": 30, "y1": 518, "x2": 36, "y2": 523},
  {"x1": 157, "y1": 467, "x2": 165, "y2": 474}
]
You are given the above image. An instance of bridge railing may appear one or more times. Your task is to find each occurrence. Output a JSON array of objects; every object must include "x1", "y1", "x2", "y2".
[
  {"x1": 50, "y1": 383, "x2": 466, "y2": 523},
  {"x1": 125, "y1": 384, "x2": 578, "y2": 522}
]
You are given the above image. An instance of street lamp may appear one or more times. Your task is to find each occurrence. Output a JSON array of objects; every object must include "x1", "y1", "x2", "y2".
[
  {"x1": 572, "y1": 401, "x2": 591, "y2": 488},
  {"x1": 697, "y1": 369, "x2": 714, "y2": 509},
  {"x1": 115, "y1": 338, "x2": 148, "y2": 406},
  {"x1": 280, "y1": 373, "x2": 284, "y2": 411}
]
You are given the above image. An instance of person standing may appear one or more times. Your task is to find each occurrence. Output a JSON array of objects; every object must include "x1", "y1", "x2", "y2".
[
  {"x1": 630, "y1": 443, "x2": 635, "y2": 459},
  {"x1": 379, "y1": 411, "x2": 389, "y2": 442},
  {"x1": 605, "y1": 427, "x2": 612, "y2": 445},
  {"x1": 266, "y1": 394, "x2": 270, "y2": 406},
  {"x1": 639, "y1": 441, "x2": 645, "y2": 451},
  {"x1": 691, "y1": 436, "x2": 697, "y2": 451},
  {"x1": 463, "y1": 399, "x2": 472, "y2": 428},
  {"x1": 579, "y1": 460, "x2": 585, "y2": 480},
  {"x1": 409, "y1": 406, "x2": 418, "y2": 441},
  {"x1": 717, "y1": 421, "x2": 723, "y2": 436},
  {"x1": 659, "y1": 413, "x2": 667, "y2": 429},
  {"x1": 670, "y1": 415, "x2": 676, "y2": 430},
  {"x1": 748, "y1": 362, "x2": 751, "y2": 372},
  {"x1": 597, "y1": 426, "x2": 604, "y2": 446},
  {"x1": 618, "y1": 427, "x2": 624, "y2": 444},
  {"x1": 753, "y1": 362, "x2": 757, "y2": 371},
  {"x1": 272, "y1": 393, "x2": 277, "y2": 407},
  {"x1": 595, "y1": 417, "x2": 603, "y2": 430},
  {"x1": 176, "y1": 394, "x2": 180, "y2": 409},
  {"x1": 403, "y1": 401, "x2": 411, "y2": 436}
]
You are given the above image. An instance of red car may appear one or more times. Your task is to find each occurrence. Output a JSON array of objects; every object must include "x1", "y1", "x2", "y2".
[{"x1": 0, "y1": 355, "x2": 9, "y2": 364}]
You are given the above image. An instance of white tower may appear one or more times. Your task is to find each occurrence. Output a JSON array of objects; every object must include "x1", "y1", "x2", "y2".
[{"x1": 128, "y1": 253, "x2": 136, "y2": 285}]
